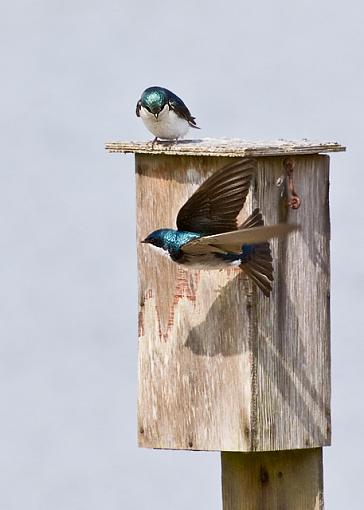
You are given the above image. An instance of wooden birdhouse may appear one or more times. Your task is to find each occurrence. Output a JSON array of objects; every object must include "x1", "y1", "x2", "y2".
[{"x1": 106, "y1": 138, "x2": 345, "y2": 509}]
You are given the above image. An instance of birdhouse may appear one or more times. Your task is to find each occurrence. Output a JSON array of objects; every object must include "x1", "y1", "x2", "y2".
[{"x1": 106, "y1": 138, "x2": 345, "y2": 509}]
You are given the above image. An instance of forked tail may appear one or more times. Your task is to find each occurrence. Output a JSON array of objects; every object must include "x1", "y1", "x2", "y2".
[{"x1": 239, "y1": 209, "x2": 274, "y2": 297}]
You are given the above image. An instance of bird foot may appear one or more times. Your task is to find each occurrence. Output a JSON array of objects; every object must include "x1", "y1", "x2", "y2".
[{"x1": 151, "y1": 137, "x2": 159, "y2": 149}]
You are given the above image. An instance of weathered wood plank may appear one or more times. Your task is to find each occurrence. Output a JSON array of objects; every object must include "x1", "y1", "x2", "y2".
[
  {"x1": 252, "y1": 155, "x2": 331, "y2": 451},
  {"x1": 221, "y1": 448, "x2": 323, "y2": 510},
  {"x1": 107, "y1": 138, "x2": 345, "y2": 157},
  {"x1": 136, "y1": 155, "x2": 254, "y2": 451},
  {"x1": 136, "y1": 154, "x2": 330, "y2": 452}
]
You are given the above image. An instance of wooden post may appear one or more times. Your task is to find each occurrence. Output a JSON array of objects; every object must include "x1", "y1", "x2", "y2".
[
  {"x1": 222, "y1": 449, "x2": 324, "y2": 509},
  {"x1": 106, "y1": 138, "x2": 345, "y2": 509}
]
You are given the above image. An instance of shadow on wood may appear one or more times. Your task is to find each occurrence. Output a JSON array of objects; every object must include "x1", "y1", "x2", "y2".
[{"x1": 184, "y1": 275, "x2": 329, "y2": 448}]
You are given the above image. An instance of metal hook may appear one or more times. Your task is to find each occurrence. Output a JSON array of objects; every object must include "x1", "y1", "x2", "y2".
[
  {"x1": 276, "y1": 158, "x2": 301, "y2": 209},
  {"x1": 283, "y1": 158, "x2": 301, "y2": 209}
]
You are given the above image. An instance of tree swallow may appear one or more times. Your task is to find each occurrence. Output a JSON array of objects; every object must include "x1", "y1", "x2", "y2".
[
  {"x1": 142, "y1": 159, "x2": 299, "y2": 297},
  {"x1": 136, "y1": 86, "x2": 200, "y2": 143}
]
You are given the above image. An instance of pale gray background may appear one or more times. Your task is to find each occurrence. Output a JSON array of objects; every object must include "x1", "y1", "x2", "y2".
[{"x1": 0, "y1": 1, "x2": 363, "y2": 508}]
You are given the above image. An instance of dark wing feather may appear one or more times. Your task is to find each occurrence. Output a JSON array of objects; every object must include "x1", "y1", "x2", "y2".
[
  {"x1": 136, "y1": 100, "x2": 141, "y2": 117},
  {"x1": 239, "y1": 208, "x2": 264, "y2": 229},
  {"x1": 167, "y1": 90, "x2": 200, "y2": 128},
  {"x1": 176, "y1": 158, "x2": 256, "y2": 234}
]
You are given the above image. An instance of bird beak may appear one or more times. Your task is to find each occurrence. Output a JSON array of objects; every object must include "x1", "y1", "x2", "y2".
[
  {"x1": 154, "y1": 113, "x2": 159, "y2": 119},
  {"x1": 141, "y1": 239, "x2": 147, "y2": 244}
]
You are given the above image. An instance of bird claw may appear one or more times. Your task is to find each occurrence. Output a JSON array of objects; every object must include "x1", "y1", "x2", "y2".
[{"x1": 150, "y1": 138, "x2": 179, "y2": 149}]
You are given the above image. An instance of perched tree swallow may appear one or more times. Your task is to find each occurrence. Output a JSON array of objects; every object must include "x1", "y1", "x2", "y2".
[
  {"x1": 142, "y1": 159, "x2": 299, "y2": 296},
  {"x1": 136, "y1": 86, "x2": 200, "y2": 143}
]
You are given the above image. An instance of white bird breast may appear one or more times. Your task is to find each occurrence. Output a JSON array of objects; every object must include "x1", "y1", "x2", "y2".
[
  {"x1": 147, "y1": 244, "x2": 241, "y2": 270},
  {"x1": 139, "y1": 105, "x2": 190, "y2": 139},
  {"x1": 182, "y1": 253, "x2": 241, "y2": 270}
]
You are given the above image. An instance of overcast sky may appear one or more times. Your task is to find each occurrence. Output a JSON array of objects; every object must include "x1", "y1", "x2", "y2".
[{"x1": 1, "y1": 1, "x2": 363, "y2": 509}]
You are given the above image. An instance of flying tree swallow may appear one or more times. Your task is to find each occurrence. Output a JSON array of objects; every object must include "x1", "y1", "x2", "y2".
[
  {"x1": 136, "y1": 86, "x2": 200, "y2": 144},
  {"x1": 142, "y1": 159, "x2": 299, "y2": 297}
]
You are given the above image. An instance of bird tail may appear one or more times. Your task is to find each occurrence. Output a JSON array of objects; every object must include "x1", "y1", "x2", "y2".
[
  {"x1": 188, "y1": 117, "x2": 200, "y2": 129},
  {"x1": 239, "y1": 208, "x2": 273, "y2": 297}
]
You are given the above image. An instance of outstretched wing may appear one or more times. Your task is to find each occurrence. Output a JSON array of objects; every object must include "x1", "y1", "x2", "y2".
[
  {"x1": 181, "y1": 223, "x2": 300, "y2": 255},
  {"x1": 136, "y1": 100, "x2": 141, "y2": 117},
  {"x1": 176, "y1": 158, "x2": 256, "y2": 235},
  {"x1": 168, "y1": 91, "x2": 199, "y2": 128}
]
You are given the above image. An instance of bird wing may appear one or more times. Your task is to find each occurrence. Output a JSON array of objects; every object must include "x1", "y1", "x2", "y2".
[
  {"x1": 181, "y1": 224, "x2": 300, "y2": 255},
  {"x1": 167, "y1": 91, "x2": 199, "y2": 128},
  {"x1": 176, "y1": 158, "x2": 255, "y2": 235},
  {"x1": 136, "y1": 100, "x2": 141, "y2": 117}
]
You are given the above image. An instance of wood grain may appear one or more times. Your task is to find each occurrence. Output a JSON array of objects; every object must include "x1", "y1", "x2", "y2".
[
  {"x1": 107, "y1": 138, "x2": 345, "y2": 157},
  {"x1": 221, "y1": 448, "x2": 323, "y2": 510},
  {"x1": 136, "y1": 153, "x2": 330, "y2": 452},
  {"x1": 253, "y1": 156, "x2": 331, "y2": 451}
]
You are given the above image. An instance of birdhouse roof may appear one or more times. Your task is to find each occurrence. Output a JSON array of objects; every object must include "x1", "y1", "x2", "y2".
[{"x1": 105, "y1": 138, "x2": 345, "y2": 157}]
